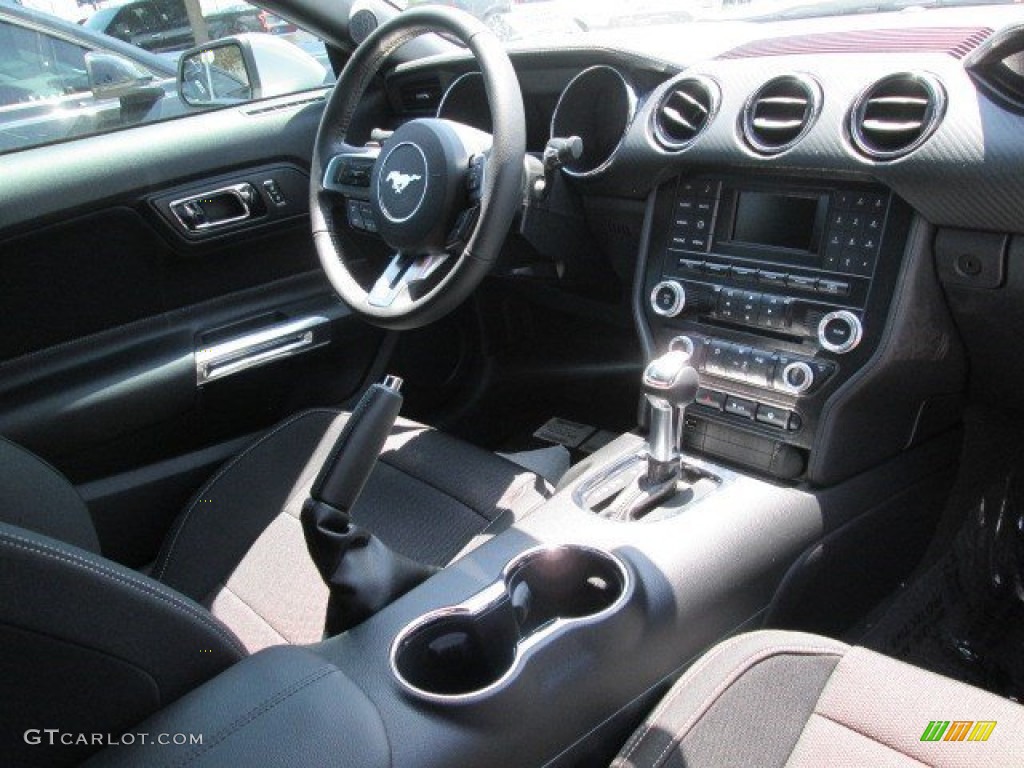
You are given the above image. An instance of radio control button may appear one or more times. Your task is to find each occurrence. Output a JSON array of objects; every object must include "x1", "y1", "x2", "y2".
[
  {"x1": 818, "y1": 311, "x2": 863, "y2": 354},
  {"x1": 705, "y1": 341, "x2": 729, "y2": 375},
  {"x1": 829, "y1": 210, "x2": 850, "y2": 230},
  {"x1": 695, "y1": 200, "x2": 714, "y2": 214},
  {"x1": 731, "y1": 266, "x2": 757, "y2": 282},
  {"x1": 759, "y1": 295, "x2": 791, "y2": 329},
  {"x1": 718, "y1": 344, "x2": 750, "y2": 380},
  {"x1": 725, "y1": 396, "x2": 757, "y2": 420},
  {"x1": 748, "y1": 350, "x2": 776, "y2": 386},
  {"x1": 739, "y1": 292, "x2": 761, "y2": 324},
  {"x1": 695, "y1": 180, "x2": 719, "y2": 198},
  {"x1": 786, "y1": 275, "x2": 818, "y2": 292},
  {"x1": 650, "y1": 281, "x2": 685, "y2": 317},
  {"x1": 758, "y1": 270, "x2": 788, "y2": 287},
  {"x1": 717, "y1": 289, "x2": 737, "y2": 320},
  {"x1": 705, "y1": 263, "x2": 731, "y2": 278},
  {"x1": 851, "y1": 252, "x2": 876, "y2": 276},
  {"x1": 686, "y1": 235, "x2": 710, "y2": 251},
  {"x1": 677, "y1": 258, "x2": 704, "y2": 274},
  {"x1": 816, "y1": 279, "x2": 850, "y2": 297}
]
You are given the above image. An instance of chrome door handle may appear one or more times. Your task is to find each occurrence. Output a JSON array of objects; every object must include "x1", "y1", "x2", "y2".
[
  {"x1": 195, "y1": 316, "x2": 331, "y2": 385},
  {"x1": 170, "y1": 183, "x2": 261, "y2": 232}
]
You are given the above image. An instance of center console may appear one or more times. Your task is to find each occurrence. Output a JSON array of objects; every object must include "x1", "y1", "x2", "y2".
[
  {"x1": 641, "y1": 176, "x2": 915, "y2": 482},
  {"x1": 96, "y1": 162, "x2": 969, "y2": 768}
]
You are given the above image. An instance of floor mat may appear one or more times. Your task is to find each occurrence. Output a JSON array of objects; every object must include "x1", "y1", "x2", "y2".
[{"x1": 860, "y1": 471, "x2": 1024, "y2": 701}]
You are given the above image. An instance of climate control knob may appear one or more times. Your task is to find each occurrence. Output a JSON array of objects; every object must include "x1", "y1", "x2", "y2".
[
  {"x1": 818, "y1": 311, "x2": 863, "y2": 354},
  {"x1": 781, "y1": 361, "x2": 815, "y2": 395},
  {"x1": 650, "y1": 280, "x2": 686, "y2": 317}
]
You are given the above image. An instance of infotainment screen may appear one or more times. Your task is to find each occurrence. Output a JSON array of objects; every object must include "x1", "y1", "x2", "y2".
[{"x1": 730, "y1": 192, "x2": 821, "y2": 253}]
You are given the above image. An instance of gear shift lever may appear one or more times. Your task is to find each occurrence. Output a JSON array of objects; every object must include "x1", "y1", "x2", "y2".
[
  {"x1": 602, "y1": 349, "x2": 700, "y2": 521},
  {"x1": 642, "y1": 349, "x2": 700, "y2": 484},
  {"x1": 301, "y1": 376, "x2": 438, "y2": 637}
]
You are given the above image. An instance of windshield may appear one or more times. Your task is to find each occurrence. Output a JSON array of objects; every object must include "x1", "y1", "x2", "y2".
[{"x1": 390, "y1": 0, "x2": 1018, "y2": 41}]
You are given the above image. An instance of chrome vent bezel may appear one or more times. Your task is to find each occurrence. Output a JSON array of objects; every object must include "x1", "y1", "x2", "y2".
[
  {"x1": 741, "y1": 74, "x2": 822, "y2": 155},
  {"x1": 849, "y1": 72, "x2": 946, "y2": 160},
  {"x1": 651, "y1": 76, "x2": 720, "y2": 151}
]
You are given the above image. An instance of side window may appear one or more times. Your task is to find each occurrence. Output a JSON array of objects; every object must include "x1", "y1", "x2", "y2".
[
  {"x1": 0, "y1": 21, "x2": 90, "y2": 108},
  {"x1": 0, "y1": 4, "x2": 331, "y2": 156}
]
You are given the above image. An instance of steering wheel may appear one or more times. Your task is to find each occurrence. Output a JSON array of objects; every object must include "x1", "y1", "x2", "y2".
[{"x1": 310, "y1": 7, "x2": 526, "y2": 330}]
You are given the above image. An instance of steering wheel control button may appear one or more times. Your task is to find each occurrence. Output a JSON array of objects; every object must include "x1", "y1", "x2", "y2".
[
  {"x1": 781, "y1": 361, "x2": 815, "y2": 394},
  {"x1": 818, "y1": 310, "x2": 863, "y2": 354},
  {"x1": 467, "y1": 154, "x2": 485, "y2": 197},
  {"x1": 651, "y1": 281, "x2": 685, "y2": 317},
  {"x1": 333, "y1": 157, "x2": 374, "y2": 188},
  {"x1": 346, "y1": 200, "x2": 366, "y2": 230},
  {"x1": 377, "y1": 142, "x2": 429, "y2": 223}
]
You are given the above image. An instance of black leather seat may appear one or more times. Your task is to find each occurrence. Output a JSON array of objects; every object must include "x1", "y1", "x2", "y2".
[{"x1": 0, "y1": 409, "x2": 551, "y2": 766}]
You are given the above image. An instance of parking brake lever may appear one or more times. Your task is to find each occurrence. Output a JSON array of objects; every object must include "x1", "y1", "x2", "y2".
[{"x1": 301, "y1": 376, "x2": 438, "y2": 636}]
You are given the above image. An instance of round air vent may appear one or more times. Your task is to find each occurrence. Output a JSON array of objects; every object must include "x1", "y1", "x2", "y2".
[
  {"x1": 652, "y1": 76, "x2": 719, "y2": 150},
  {"x1": 741, "y1": 74, "x2": 822, "y2": 154},
  {"x1": 849, "y1": 73, "x2": 945, "y2": 160}
]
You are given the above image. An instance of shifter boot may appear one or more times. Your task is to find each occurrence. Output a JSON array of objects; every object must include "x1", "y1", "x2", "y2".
[{"x1": 301, "y1": 499, "x2": 439, "y2": 636}]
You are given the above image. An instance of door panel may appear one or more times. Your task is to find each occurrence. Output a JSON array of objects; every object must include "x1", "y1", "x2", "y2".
[{"x1": 0, "y1": 90, "x2": 387, "y2": 564}]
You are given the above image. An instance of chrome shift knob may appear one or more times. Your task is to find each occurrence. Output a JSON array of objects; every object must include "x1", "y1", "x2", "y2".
[{"x1": 642, "y1": 350, "x2": 700, "y2": 467}]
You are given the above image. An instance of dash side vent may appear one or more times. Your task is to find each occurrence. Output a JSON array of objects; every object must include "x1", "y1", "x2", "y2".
[{"x1": 652, "y1": 77, "x2": 717, "y2": 150}]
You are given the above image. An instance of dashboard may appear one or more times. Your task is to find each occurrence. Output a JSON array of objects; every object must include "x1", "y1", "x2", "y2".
[{"x1": 374, "y1": 7, "x2": 1024, "y2": 485}]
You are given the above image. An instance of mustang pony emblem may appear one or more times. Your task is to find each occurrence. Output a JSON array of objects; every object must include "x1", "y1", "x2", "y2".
[{"x1": 386, "y1": 170, "x2": 423, "y2": 195}]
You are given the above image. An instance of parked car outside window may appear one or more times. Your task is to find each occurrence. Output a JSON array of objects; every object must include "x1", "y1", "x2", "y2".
[{"x1": 0, "y1": 2, "x2": 329, "y2": 154}]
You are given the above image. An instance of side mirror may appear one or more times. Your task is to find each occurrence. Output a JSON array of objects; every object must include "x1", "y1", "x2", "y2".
[
  {"x1": 85, "y1": 51, "x2": 156, "y2": 99},
  {"x1": 178, "y1": 40, "x2": 254, "y2": 106},
  {"x1": 178, "y1": 34, "x2": 327, "y2": 107}
]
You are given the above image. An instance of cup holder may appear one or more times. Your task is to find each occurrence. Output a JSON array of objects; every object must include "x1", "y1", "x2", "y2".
[{"x1": 391, "y1": 545, "x2": 629, "y2": 702}]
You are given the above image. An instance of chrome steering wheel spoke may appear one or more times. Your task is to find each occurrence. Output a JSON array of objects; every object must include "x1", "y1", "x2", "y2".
[{"x1": 367, "y1": 252, "x2": 451, "y2": 308}]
